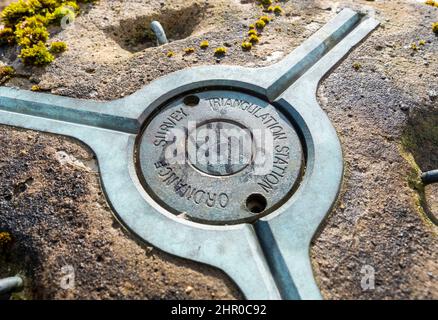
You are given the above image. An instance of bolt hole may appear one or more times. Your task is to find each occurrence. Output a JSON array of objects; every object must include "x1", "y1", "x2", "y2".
[
  {"x1": 246, "y1": 193, "x2": 267, "y2": 214},
  {"x1": 183, "y1": 95, "x2": 200, "y2": 106}
]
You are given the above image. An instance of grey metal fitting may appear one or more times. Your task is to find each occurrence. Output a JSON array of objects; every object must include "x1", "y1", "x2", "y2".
[
  {"x1": 150, "y1": 21, "x2": 168, "y2": 46},
  {"x1": 422, "y1": 170, "x2": 438, "y2": 185},
  {"x1": 0, "y1": 276, "x2": 23, "y2": 295}
]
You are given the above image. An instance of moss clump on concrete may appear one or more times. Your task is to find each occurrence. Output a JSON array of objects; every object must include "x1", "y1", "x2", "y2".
[
  {"x1": 19, "y1": 41, "x2": 54, "y2": 65},
  {"x1": 0, "y1": 0, "x2": 97, "y2": 66},
  {"x1": 255, "y1": 19, "x2": 266, "y2": 29},
  {"x1": 184, "y1": 47, "x2": 195, "y2": 55},
  {"x1": 433, "y1": 22, "x2": 438, "y2": 34},
  {"x1": 0, "y1": 27, "x2": 16, "y2": 45},
  {"x1": 49, "y1": 40, "x2": 67, "y2": 53},
  {"x1": 15, "y1": 15, "x2": 49, "y2": 47},
  {"x1": 0, "y1": 231, "x2": 12, "y2": 248},
  {"x1": 410, "y1": 43, "x2": 418, "y2": 51},
  {"x1": 425, "y1": 0, "x2": 438, "y2": 7},
  {"x1": 248, "y1": 34, "x2": 260, "y2": 44},
  {"x1": 241, "y1": 41, "x2": 252, "y2": 51},
  {"x1": 214, "y1": 47, "x2": 227, "y2": 56},
  {"x1": 200, "y1": 40, "x2": 209, "y2": 49},
  {"x1": 273, "y1": 5, "x2": 283, "y2": 15},
  {"x1": 248, "y1": 29, "x2": 258, "y2": 36},
  {"x1": 352, "y1": 62, "x2": 362, "y2": 70},
  {"x1": 0, "y1": 65, "x2": 15, "y2": 83},
  {"x1": 260, "y1": 16, "x2": 271, "y2": 24}
]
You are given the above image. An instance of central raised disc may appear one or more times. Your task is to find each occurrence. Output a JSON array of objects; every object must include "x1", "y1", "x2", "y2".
[
  {"x1": 188, "y1": 120, "x2": 253, "y2": 176},
  {"x1": 137, "y1": 90, "x2": 305, "y2": 224}
]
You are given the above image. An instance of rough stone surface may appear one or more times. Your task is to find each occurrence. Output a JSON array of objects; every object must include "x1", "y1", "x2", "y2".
[{"x1": 0, "y1": 0, "x2": 437, "y2": 299}]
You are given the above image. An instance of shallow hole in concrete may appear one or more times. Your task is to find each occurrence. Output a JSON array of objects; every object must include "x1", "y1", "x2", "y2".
[
  {"x1": 246, "y1": 193, "x2": 267, "y2": 214},
  {"x1": 402, "y1": 108, "x2": 438, "y2": 172},
  {"x1": 105, "y1": 3, "x2": 207, "y2": 53}
]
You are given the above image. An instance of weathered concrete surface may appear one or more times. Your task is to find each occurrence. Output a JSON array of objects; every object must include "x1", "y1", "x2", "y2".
[{"x1": 0, "y1": 0, "x2": 437, "y2": 299}]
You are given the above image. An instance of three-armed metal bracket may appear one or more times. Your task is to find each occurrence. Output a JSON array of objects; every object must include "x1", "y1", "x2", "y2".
[{"x1": 0, "y1": 9, "x2": 379, "y2": 299}]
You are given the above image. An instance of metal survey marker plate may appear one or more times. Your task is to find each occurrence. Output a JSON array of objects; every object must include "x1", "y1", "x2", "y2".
[
  {"x1": 0, "y1": 9, "x2": 379, "y2": 300},
  {"x1": 137, "y1": 90, "x2": 303, "y2": 224}
]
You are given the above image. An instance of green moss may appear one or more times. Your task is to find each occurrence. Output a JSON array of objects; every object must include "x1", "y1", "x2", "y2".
[
  {"x1": 259, "y1": 16, "x2": 271, "y2": 24},
  {"x1": 214, "y1": 47, "x2": 227, "y2": 56},
  {"x1": 249, "y1": 34, "x2": 260, "y2": 44},
  {"x1": 433, "y1": 22, "x2": 438, "y2": 34},
  {"x1": 0, "y1": 0, "x2": 35, "y2": 26},
  {"x1": 255, "y1": 19, "x2": 266, "y2": 29},
  {"x1": 352, "y1": 62, "x2": 362, "y2": 70},
  {"x1": 49, "y1": 40, "x2": 67, "y2": 53},
  {"x1": 241, "y1": 41, "x2": 252, "y2": 51},
  {"x1": 15, "y1": 15, "x2": 49, "y2": 47},
  {"x1": 19, "y1": 41, "x2": 54, "y2": 65},
  {"x1": 273, "y1": 5, "x2": 283, "y2": 15},
  {"x1": 0, "y1": 27, "x2": 16, "y2": 45},
  {"x1": 0, "y1": 231, "x2": 12, "y2": 249},
  {"x1": 0, "y1": 65, "x2": 15, "y2": 84},
  {"x1": 248, "y1": 29, "x2": 257, "y2": 36},
  {"x1": 0, "y1": 0, "x2": 97, "y2": 66},
  {"x1": 258, "y1": 0, "x2": 272, "y2": 6},
  {"x1": 425, "y1": 0, "x2": 438, "y2": 7},
  {"x1": 200, "y1": 40, "x2": 209, "y2": 49},
  {"x1": 184, "y1": 47, "x2": 195, "y2": 55}
]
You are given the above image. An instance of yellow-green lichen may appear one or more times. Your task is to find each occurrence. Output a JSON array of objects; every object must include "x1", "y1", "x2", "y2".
[
  {"x1": 166, "y1": 51, "x2": 174, "y2": 58},
  {"x1": 31, "y1": 84, "x2": 41, "y2": 91}
]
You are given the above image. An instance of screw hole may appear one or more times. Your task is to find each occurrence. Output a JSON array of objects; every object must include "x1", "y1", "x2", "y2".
[
  {"x1": 246, "y1": 193, "x2": 267, "y2": 214},
  {"x1": 183, "y1": 95, "x2": 200, "y2": 106}
]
